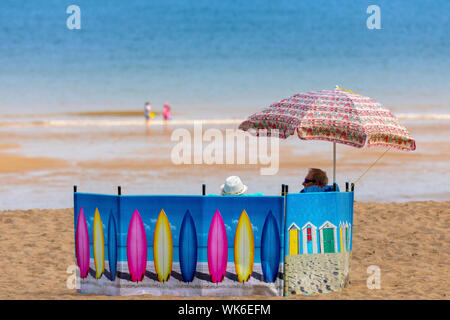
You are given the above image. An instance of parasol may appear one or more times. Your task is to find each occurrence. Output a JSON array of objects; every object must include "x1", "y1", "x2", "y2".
[{"x1": 239, "y1": 86, "x2": 416, "y2": 186}]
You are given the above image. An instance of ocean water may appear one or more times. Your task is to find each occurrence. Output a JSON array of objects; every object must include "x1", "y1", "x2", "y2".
[
  {"x1": 0, "y1": 0, "x2": 449, "y2": 117},
  {"x1": 0, "y1": 1, "x2": 449, "y2": 210}
]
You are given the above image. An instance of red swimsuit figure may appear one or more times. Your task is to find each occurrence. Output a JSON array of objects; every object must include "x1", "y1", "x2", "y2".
[{"x1": 163, "y1": 102, "x2": 172, "y2": 120}]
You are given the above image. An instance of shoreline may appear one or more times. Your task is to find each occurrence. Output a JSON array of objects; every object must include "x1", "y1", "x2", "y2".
[
  {"x1": 0, "y1": 113, "x2": 450, "y2": 129},
  {"x1": 0, "y1": 116, "x2": 449, "y2": 208}
]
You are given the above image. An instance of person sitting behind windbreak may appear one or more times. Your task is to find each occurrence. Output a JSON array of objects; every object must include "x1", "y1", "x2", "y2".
[
  {"x1": 209, "y1": 176, "x2": 263, "y2": 196},
  {"x1": 300, "y1": 168, "x2": 339, "y2": 193}
]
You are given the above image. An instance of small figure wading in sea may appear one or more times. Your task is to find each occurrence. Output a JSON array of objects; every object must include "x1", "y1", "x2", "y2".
[
  {"x1": 163, "y1": 102, "x2": 172, "y2": 120},
  {"x1": 144, "y1": 101, "x2": 154, "y2": 121}
]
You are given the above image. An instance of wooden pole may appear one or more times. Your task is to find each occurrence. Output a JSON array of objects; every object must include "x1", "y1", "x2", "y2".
[
  {"x1": 118, "y1": 186, "x2": 122, "y2": 195},
  {"x1": 73, "y1": 185, "x2": 77, "y2": 193},
  {"x1": 333, "y1": 142, "x2": 336, "y2": 185},
  {"x1": 202, "y1": 184, "x2": 206, "y2": 196}
]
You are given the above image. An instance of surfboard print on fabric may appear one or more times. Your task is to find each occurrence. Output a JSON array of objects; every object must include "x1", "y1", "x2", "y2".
[
  {"x1": 108, "y1": 212, "x2": 117, "y2": 281},
  {"x1": 207, "y1": 210, "x2": 228, "y2": 283},
  {"x1": 153, "y1": 209, "x2": 173, "y2": 282},
  {"x1": 234, "y1": 209, "x2": 255, "y2": 283},
  {"x1": 75, "y1": 206, "x2": 90, "y2": 279},
  {"x1": 127, "y1": 209, "x2": 147, "y2": 282},
  {"x1": 179, "y1": 210, "x2": 198, "y2": 282},
  {"x1": 261, "y1": 210, "x2": 280, "y2": 283},
  {"x1": 93, "y1": 208, "x2": 105, "y2": 279}
]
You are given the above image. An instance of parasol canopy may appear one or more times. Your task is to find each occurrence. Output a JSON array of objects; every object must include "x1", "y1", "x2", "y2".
[
  {"x1": 239, "y1": 87, "x2": 416, "y2": 151},
  {"x1": 239, "y1": 87, "x2": 416, "y2": 185}
]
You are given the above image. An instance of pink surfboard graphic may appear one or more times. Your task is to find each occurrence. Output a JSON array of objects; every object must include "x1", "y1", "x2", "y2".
[
  {"x1": 207, "y1": 210, "x2": 228, "y2": 283},
  {"x1": 127, "y1": 209, "x2": 147, "y2": 282},
  {"x1": 75, "y1": 207, "x2": 90, "y2": 278}
]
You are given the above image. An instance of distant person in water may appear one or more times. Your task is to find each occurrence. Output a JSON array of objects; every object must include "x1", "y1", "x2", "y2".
[
  {"x1": 300, "y1": 168, "x2": 339, "y2": 193},
  {"x1": 163, "y1": 102, "x2": 172, "y2": 120},
  {"x1": 144, "y1": 101, "x2": 153, "y2": 121}
]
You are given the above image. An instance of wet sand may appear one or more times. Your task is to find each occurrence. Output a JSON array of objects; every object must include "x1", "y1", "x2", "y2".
[
  {"x1": 0, "y1": 119, "x2": 449, "y2": 208},
  {"x1": 0, "y1": 201, "x2": 448, "y2": 299}
]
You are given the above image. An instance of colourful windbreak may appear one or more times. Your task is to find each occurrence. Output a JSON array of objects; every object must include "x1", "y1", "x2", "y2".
[
  {"x1": 74, "y1": 192, "x2": 354, "y2": 296},
  {"x1": 239, "y1": 89, "x2": 416, "y2": 151},
  {"x1": 74, "y1": 193, "x2": 286, "y2": 296}
]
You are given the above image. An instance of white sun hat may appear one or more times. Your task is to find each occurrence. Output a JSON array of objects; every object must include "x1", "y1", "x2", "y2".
[{"x1": 220, "y1": 176, "x2": 248, "y2": 195}]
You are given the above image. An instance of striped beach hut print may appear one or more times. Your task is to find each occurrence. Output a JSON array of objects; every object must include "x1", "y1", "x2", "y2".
[
  {"x1": 301, "y1": 222, "x2": 317, "y2": 254},
  {"x1": 319, "y1": 221, "x2": 338, "y2": 254},
  {"x1": 339, "y1": 222, "x2": 345, "y2": 252},
  {"x1": 345, "y1": 222, "x2": 351, "y2": 251},
  {"x1": 339, "y1": 221, "x2": 352, "y2": 252}
]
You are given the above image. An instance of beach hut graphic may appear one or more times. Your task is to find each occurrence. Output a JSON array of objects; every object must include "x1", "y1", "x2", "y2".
[
  {"x1": 319, "y1": 221, "x2": 338, "y2": 253},
  {"x1": 301, "y1": 222, "x2": 318, "y2": 254},
  {"x1": 346, "y1": 222, "x2": 352, "y2": 251},
  {"x1": 339, "y1": 222, "x2": 352, "y2": 252},
  {"x1": 345, "y1": 222, "x2": 351, "y2": 251},
  {"x1": 288, "y1": 223, "x2": 300, "y2": 255}
]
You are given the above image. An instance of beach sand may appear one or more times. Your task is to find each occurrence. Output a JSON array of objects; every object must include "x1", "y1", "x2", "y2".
[{"x1": 0, "y1": 201, "x2": 448, "y2": 300}]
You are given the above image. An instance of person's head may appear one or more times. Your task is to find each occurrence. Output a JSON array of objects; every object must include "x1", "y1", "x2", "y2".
[
  {"x1": 220, "y1": 176, "x2": 248, "y2": 196},
  {"x1": 145, "y1": 101, "x2": 150, "y2": 106},
  {"x1": 302, "y1": 168, "x2": 328, "y2": 188},
  {"x1": 164, "y1": 102, "x2": 169, "y2": 108}
]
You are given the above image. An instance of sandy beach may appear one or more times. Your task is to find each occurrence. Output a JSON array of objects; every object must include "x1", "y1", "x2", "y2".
[{"x1": 0, "y1": 200, "x2": 447, "y2": 300}]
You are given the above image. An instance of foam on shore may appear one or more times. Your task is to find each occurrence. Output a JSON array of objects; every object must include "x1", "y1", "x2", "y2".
[
  {"x1": 0, "y1": 118, "x2": 246, "y2": 128},
  {"x1": 1, "y1": 113, "x2": 450, "y2": 128}
]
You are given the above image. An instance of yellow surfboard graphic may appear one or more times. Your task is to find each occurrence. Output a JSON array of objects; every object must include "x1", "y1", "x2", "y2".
[
  {"x1": 93, "y1": 208, "x2": 105, "y2": 279},
  {"x1": 234, "y1": 210, "x2": 255, "y2": 282},
  {"x1": 153, "y1": 209, "x2": 173, "y2": 282}
]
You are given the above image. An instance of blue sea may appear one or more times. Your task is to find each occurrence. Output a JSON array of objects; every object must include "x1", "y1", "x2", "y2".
[
  {"x1": 0, "y1": 0, "x2": 449, "y2": 117},
  {"x1": 0, "y1": 1, "x2": 449, "y2": 210}
]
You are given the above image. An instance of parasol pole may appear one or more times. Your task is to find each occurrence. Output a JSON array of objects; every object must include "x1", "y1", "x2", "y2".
[{"x1": 333, "y1": 142, "x2": 336, "y2": 185}]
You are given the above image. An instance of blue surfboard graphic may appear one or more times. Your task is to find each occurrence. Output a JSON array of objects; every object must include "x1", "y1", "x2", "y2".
[
  {"x1": 179, "y1": 210, "x2": 198, "y2": 282},
  {"x1": 108, "y1": 212, "x2": 117, "y2": 281},
  {"x1": 261, "y1": 210, "x2": 280, "y2": 283}
]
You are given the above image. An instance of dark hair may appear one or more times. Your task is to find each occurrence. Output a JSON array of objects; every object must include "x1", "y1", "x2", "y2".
[{"x1": 308, "y1": 168, "x2": 328, "y2": 185}]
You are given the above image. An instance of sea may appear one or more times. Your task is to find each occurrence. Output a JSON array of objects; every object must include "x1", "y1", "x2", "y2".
[
  {"x1": 0, "y1": 0, "x2": 449, "y2": 209},
  {"x1": 0, "y1": 0, "x2": 449, "y2": 116}
]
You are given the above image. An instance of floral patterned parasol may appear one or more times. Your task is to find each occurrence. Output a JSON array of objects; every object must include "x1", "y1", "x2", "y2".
[{"x1": 239, "y1": 88, "x2": 416, "y2": 151}]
